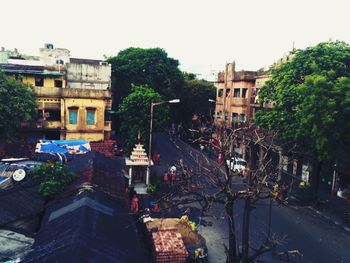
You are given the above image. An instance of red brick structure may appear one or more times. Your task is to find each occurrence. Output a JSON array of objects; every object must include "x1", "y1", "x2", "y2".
[
  {"x1": 152, "y1": 228, "x2": 188, "y2": 263},
  {"x1": 90, "y1": 140, "x2": 117, "y2": 158}
]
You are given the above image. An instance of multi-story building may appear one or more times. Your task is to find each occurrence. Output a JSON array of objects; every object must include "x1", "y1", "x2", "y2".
[
  {"x1": 214, "y1": 62, "x2": 270, "y2": 126},
  {"x1": 0, "y1": 44, "x2": 112, "y2": 141}
]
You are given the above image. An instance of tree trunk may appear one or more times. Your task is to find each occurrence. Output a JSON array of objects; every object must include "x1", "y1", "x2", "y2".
[
  {"x1": 277, "y1": 149, "x2": 284, "y2": 182},
  {"x1": 225, "y1": 199, "x2": 238, "y2": 263},
  {"x1": 310, "y1": 158, "x2": 322, "y2": 201},
  {"x1": 241, "y1": 196, "x2": 251, "y2": 263}
]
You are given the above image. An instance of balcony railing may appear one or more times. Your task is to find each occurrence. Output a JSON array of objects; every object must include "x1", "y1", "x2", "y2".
[{"x1": 36, "y1": 120, "x2": 61, "y2": 129}]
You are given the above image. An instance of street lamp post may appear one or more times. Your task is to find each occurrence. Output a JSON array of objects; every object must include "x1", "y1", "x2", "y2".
[
  {"x1": 208, "y1": 99, "x2": 216, "y2": 121},
  {"x1": 147, "y1": 99, "x2": 180, "y2": 185}
]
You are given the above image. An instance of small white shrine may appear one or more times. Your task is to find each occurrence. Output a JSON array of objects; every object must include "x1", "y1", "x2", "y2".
[{"x1": 125, "y1": 143, "x2": 153, "y2": 194}]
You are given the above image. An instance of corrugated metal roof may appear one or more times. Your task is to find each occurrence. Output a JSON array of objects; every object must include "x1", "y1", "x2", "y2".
[{"x1": 0, "y1": 64, "x2": 64, "y2": 77}]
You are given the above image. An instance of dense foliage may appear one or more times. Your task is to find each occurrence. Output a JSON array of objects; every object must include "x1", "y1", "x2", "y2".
[
  {"x1": 255, "y1": 41, "x2": 350, "y2": 161},
  {"x1": 0, "y1": 71, "x2": 37, "y2": 139},
  {"x1": 179, "y1": 78, "x2": 216, "y2": 126},
  {"x1": 117, "y1": 84, "x2": 170, "y2": 153},
  {"x1": 107, "y1": 47, "x2": 184, "y2": 106},
  {"x1": 30, "y1": 162, "x2": 76, "y2": 199}
]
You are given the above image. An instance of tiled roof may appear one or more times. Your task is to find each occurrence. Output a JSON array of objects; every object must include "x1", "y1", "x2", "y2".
[
  {"x1": 90, "y1": 140, "x2": 117, "y2": 159},
  {"x1": 63, "y1": 151, "x2": 124, "y2": 198}
]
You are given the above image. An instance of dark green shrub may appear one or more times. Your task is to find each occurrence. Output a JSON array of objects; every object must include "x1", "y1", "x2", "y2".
[{"x1": 29, "y1": 162, "x2": 76, "y2": 199}]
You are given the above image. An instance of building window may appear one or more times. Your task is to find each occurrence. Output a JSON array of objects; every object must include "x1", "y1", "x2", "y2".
[
  {"x1": 69, "y1": 108, "x2": 78, "y2": 125},
  {"x1": 226, "y1": 89, "x2": 230, "y2": 97},
  {"x1": 218, "y1": 89, "x2": 223, "y2": 97},
  {"x1": 35, "y1": 78, "x2": 44, "y2": 87},
  {"x1": 242, "y1": 88, "x2": 247, "y2": 98},
  {"x1": 46, "y1": 110, "x2": 61, "y2": 121},
  {"x1": 55, "y1": 80, "x2": 63, "y2": 88},
  {"x1": 86, "y1": 108, "x2": 95, "y2": 125},
  {"x1": 233, "y1": 88, "x2": 240, "y2": 97},
  {"x1": 240, "y1": 114, "x2": 246, "y2": 123},
  {"x1": 232, "y1": 112, "x2": 238, "y2": 123}
]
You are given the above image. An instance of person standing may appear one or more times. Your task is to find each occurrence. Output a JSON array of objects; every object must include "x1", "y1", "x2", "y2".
[
  {"x1": 163, "y1": 171, "x2": 169, "y2": 186},
  {"x1": 281, "y1": 182, "x2": 288, "y2": 201},
  {"x1": 130, "y1": 194, "x2": 139, "y2": 214},
  {"x1": 171, "y1": 171, "x2": 176, "y2": 186},
  {"x1": 156, "y1": 153, "x2": 161, "y2": 165}
]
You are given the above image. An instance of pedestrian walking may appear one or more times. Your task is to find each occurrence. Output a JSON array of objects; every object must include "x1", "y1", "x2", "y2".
[
  {"x1": 207, "y1": 146, "x2": 212, "y2": 158},
  {"x1": 170, "y1": 165, "x2": 177, "y2": 174},
  {"x1": 156, "y1": 153, "x2": 161, "y2": 165},
  {"x1": 163, "y1": 171, "x2": 169, "y2": 186},
  {"x1": 130, "y1": 194, "x2": 139, "y2": 214},
  {"x1": 128, "y1": 186, "x2": 136, "y2": 202},
  {"x1": 273, "y1": 183, "x2": 279, "y2": 198},
  {"x1": 281, "y1": 182, "x2": 288, "y2": 201},
  {"x1": 217, "y1": 153, "x2": 223, "y2": 165},
  {"x1": 171, "y1": 171, "x2": 177, "y2": 186},
  {"x1": 152, "y1": 202, "x2": 160, "y2": 212}
]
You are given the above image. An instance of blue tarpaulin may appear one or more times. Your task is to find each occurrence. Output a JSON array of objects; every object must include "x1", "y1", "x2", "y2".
[{"x1": 35, "y1": 140, "x2": 91, "y2": 155}]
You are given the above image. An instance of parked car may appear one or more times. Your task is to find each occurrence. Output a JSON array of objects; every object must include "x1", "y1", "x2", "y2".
[{"x1": 226, "y1": 157, "x2": 247, "y2": 173}]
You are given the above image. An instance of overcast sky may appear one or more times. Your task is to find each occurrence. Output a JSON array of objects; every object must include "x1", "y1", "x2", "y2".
[{"x1": 1, "y1": 0, "x2": 350, "y2": 79}]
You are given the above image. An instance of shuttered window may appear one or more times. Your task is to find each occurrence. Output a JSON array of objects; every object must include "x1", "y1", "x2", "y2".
[
  {"x1": 69, "y1": 110, "x2": 78, "y2": 124},
  {"x1": 86, "y1": 109, "x2": 95, "y2": 125}
]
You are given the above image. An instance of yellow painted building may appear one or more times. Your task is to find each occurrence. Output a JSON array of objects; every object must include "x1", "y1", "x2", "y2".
[{"x1": 0, "y1": 60, "x2": 112, "y2": 141}]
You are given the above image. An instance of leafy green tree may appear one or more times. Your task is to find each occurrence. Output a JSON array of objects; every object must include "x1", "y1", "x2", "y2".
[
  {"x1": 118, "y1": 84, "x2": 170, "y2": 153},
  {"x1": 29, "y1": 162, "x2": 76, "y2": 199},
  {"x1": 107, "y1": 48, "x2": 184, "y2": 107},
  {"x1": 183, "y1": 72, "x2": 196, "y2": 81},
  {"x1": 0, "y1": 71, "x2": 37, "y2": 139},
  {"x1": 179, "y1": 78, "x2": 216, "y2": 127},
  {"x1": 255, "y1": 41, "x2": 350, "y2": 198}
]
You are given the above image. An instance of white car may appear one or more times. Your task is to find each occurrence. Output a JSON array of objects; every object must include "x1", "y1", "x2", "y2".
[{"x1": 226, "y1": 157, "x2": 247, "y2": 173}]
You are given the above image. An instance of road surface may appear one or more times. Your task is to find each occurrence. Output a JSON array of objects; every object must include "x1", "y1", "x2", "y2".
[{"x1": 152, "y1": 132, "x2": 350, "y2": 263}]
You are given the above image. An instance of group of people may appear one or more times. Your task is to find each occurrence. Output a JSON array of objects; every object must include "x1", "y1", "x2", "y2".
[
  {"x1": 273, "y1": 182, "x2": 288, "y2": 202},
  {"x1": 199, "y1": 143, "x2": 212, "y2": 158},
  {"x1": 152, "y1": 153, "x2": 161, "y2": 165},
  {"x1": 164, "y1": 165, "x2": 177, "y2": 186},
  {"x1": 126, "y1": 186, "x2": 161, "y2": 214}
]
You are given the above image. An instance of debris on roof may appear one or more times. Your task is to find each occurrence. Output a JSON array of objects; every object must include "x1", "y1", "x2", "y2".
[
  {"x1": 0, "y1": 229, "x2": 34, "y2": 262},
  {"x1": 35, "y1": 140, "x2": 91, "y2": 155}
]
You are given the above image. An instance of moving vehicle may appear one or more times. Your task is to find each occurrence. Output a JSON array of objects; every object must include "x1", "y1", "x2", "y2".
[{"x1": 226, "y1": 157, "x2": 247, "y2": 173}]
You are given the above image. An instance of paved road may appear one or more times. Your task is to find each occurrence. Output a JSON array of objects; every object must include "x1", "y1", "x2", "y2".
[{"x1": 152, "y1": 132, "x2": 350, "y2": 263}]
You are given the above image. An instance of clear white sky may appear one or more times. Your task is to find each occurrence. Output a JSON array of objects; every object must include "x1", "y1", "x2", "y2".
[{"x1": 1, "y1": 0, "x2": 350, "y2": 78}]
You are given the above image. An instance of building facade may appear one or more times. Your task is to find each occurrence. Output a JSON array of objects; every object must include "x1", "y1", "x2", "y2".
[
  {"x1": 0, "y1": 44, "x2": 112, "y2": 141},
  {"x1": 214, "y1": 62, "x2": 270, "y2": 126}
]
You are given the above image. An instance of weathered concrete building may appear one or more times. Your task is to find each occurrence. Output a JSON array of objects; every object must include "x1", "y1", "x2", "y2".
[
  {"x1": 0, "y1": 44, "x2": 112, "y2": 141},
  {"x1": 214, "y1": 62, "x2": 270, "y2": 125}
]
